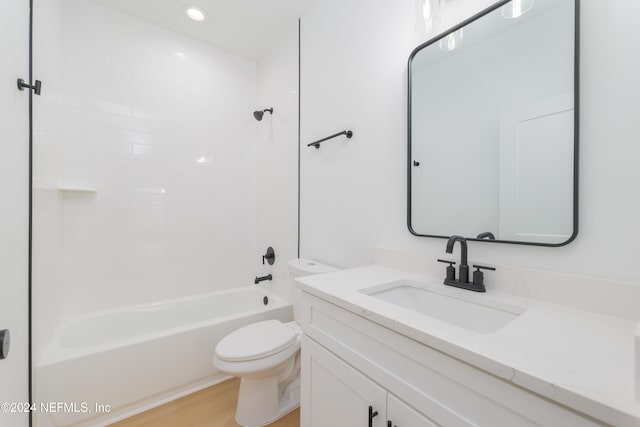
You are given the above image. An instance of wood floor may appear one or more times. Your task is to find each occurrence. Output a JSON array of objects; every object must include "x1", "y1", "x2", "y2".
[{"x1": 110, "y1": 379, "x2": 300, "y2": 427}]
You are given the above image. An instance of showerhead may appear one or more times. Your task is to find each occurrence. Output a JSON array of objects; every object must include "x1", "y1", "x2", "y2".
[{"x1": 253, "y1": 108, "x2": 273, "y2": 121}]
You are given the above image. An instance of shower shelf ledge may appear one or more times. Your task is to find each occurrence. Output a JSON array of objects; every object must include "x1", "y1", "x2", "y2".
[{"x1": 57, "y1": 187, "x2": 97, "y2": 194}]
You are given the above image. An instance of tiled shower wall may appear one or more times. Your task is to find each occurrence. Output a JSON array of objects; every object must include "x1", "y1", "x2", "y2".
[
  {"x1": 61, "y1": 0, "x2": 260, "y2": 315},
  {"x1": 32, "y1": 0, "x2": 64, "y2": 363},
  {"x1": 254, "y1": 23, "x2": 300, "y2": 307}
]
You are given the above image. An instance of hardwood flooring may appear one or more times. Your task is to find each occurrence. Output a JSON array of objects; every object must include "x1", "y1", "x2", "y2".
[{"x1": 110, "y1": 379, "x2": 300, "y2": 427}]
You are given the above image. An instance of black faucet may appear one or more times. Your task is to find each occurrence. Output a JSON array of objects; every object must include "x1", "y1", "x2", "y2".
[
  {"x1": 441, "y1": 235, "x2": 491, "y2": 292},
  {"x1": 476, "y1": 231, "x2": 495, "y2": 240},
  {"x1": 446, "y1": 235, "x2": 469, "y2": 283},
  {"x1": 254, "y1": 274, "x2": 272, "y2": 285}
]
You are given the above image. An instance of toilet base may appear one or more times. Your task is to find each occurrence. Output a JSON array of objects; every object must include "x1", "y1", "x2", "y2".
[{"x1": 235, "y1": 376, "x2": 300, "y2": 427}]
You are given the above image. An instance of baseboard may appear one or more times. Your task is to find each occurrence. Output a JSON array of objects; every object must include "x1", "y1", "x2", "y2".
[{"x1": 63, "y1": 374, "x2": 233, "y2": 427}]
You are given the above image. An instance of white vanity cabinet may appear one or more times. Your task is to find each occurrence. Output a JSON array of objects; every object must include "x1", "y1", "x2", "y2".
[
  {"x1": 302, "y1": 336, "x2": 388, "y2": 427},
  {"x1": 302, "y1": 334, "x2": 439, "y2": 427},
  {"x1": 299, "y1": 292, "x2": 605, "y2": 427},
  {"x1": 388, "y1": 394, "x2": 439, "y2": 427}
]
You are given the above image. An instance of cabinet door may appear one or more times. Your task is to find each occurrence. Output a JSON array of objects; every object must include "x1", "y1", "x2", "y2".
[
  {"x1": 388, "y1": 394, "x2": 439, "y2": 427},
  {"x1": 301, "y1": 336, "x2": 387, "y2": 427}
]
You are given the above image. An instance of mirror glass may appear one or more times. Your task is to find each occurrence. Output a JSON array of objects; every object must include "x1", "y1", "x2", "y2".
[{"x1": 409, "y1": 0, "x2": 577, "y2": 245}]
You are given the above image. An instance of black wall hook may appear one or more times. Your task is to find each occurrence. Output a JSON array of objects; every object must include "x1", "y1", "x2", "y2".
[
  {"x1": 308, "y1": 130, "x2": 353, "y2": 149},
  {"x1": 17, "y1": 78, "x2": 41, "y2": 96}
]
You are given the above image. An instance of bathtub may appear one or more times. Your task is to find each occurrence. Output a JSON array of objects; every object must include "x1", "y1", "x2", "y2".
[{"x1": 36, "y1": 287, "x2": 292, "y2": 427}]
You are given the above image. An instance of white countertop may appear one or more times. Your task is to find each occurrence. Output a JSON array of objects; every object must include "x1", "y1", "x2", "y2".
[{"x1": 296, "y1": 265, "x2": 640, "y2": 427}]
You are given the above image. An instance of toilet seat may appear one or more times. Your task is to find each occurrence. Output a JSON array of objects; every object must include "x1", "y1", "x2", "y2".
[{"x1": 216, "y1": 320, "x2": 297, "y2": 362}]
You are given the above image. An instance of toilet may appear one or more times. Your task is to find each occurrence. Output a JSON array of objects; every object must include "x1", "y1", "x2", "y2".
[{"x1": 213, "y1": 258, "x2": 336, "y2": 427}]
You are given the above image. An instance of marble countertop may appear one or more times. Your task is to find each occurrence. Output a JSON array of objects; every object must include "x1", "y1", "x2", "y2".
[{"x1": 296, "y1": 265, "x2": 640, "y2": 427}]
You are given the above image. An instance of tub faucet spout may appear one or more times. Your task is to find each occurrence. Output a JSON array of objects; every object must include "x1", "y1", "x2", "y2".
[{"x1": 254, "y1": 274, "x2": 272, "y2": 285}]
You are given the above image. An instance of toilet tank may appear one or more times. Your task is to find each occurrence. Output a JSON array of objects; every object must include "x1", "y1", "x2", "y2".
[{"x1": 288, "y1": 258, "x2": 337, "y2": 321}]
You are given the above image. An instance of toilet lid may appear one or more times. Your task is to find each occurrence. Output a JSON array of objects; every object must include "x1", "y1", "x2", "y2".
[{"x1": 215, "y1": 320, "x2": 297, "y2": 362}]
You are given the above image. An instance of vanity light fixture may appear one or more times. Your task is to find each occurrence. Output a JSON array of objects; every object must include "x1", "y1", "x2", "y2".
[
  {"x1": 185, "y1": 5, "x2": 207, "y2": 22},
  {"x1": 422, "y1": 0, "x2": 441, "y2": 32},
  {"x1": 439, "y1": 28, "x2": 464, "y2": 51},
  {"x1": 501, "y1": 0, "x2": 534, "y2": 19}
]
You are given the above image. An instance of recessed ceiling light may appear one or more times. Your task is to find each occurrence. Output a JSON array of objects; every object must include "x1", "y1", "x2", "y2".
[{"x1": 185, "y1": 5, "x2": 207, "y2": 22}]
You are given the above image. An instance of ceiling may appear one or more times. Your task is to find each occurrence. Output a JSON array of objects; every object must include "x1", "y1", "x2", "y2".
[{"x1": 90, "y1": 0, "x2": 317, "y2": 60}]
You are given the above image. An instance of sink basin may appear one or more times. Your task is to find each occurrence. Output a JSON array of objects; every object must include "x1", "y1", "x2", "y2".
[{"x1": 361, "y1": 280, "x2": 525, "y2": 333}]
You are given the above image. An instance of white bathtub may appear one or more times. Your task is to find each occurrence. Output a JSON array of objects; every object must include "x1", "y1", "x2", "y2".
[{"x1": 36, "y1": 287, "x2": 292, "y2": 427}]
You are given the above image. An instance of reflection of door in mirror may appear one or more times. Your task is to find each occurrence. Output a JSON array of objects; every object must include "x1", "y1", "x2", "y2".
[{"x1": 499, "y1": 96, "x2": 574, "y2": 244}]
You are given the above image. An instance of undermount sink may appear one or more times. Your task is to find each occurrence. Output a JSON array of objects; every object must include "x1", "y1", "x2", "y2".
[{"x1": 360, "y1": 280, "x2": 525, "y2": 334}]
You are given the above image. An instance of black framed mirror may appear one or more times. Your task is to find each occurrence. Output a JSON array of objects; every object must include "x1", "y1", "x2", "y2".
[{"x1": 408, "y1": 0, "x2": 579, "y2": 246}]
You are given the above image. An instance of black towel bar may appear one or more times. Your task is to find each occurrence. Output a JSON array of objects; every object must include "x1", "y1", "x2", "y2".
[{"x1": 307, "y1": 130, "x2": 353, "y2": 149}]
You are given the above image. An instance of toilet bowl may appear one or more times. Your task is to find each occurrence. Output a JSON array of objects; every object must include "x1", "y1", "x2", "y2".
[{"x1": 213, "y1": 258, "x2": 336, "y2": 427}]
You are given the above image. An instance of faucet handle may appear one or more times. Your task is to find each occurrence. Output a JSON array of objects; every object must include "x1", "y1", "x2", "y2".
[
  {"x1": 438, "y1": 259, "x2": 456, "y2": 281},
  {"x1": 472, "y1": 265, "x2": 496, "y2": 288},
  {"x1": 262, "y1": 247, "x2": 275, "y2": 265},
  {"x1": 473, "y1": 264, "x2": 496, "y2": 271}
]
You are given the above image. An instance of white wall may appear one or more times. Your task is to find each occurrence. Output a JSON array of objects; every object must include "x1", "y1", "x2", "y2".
[
  {"x1": 255, "y1": 23, "x2": 300, "y2": 302},
  {"x1": 300, "y1": 0, "x2": 640, "y2": 286},
  {"x1": 61, "y1": 0, "x2": 259, "y2": 315}
]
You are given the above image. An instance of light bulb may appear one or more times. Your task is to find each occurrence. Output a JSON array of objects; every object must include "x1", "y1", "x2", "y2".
[
  {"x1": 422, "y1": 0, "x2": 441, "y2": 32},
  {"x1": 501, "y1": 0, "x2": 534, "y2": 19},
  {"x1": 439, "y1": 28, "x2": 464, "y2": 52}
]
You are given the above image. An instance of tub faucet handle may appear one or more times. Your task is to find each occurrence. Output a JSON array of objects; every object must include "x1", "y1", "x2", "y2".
[{"x1": 262, "y1": 247, "x2": 275, "y2": 265}]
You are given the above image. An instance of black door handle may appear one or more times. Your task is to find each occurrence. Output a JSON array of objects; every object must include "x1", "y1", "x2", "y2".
[
  {"x1": 368, "y1": 406, "x2": 379, "y2": 427},
  {"x1": 0, "y1": 329, "x2": 10, "y2": 360}
]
